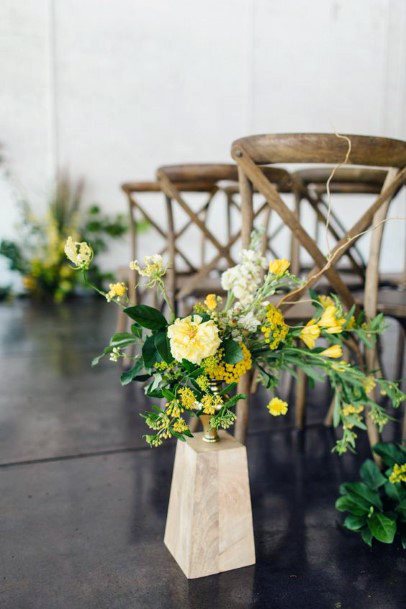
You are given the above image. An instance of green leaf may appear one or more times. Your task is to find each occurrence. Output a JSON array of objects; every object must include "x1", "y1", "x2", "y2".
[
  {"x1": 344, "y1": 514, "x2": 366, "y2": 531},
  {"x1": 223, "y1": 339, "x2": 243, "y2": 364},
  {"x1": 131, "y1": 323, "x2": 143, "y2": 338},
  {"x1": 368, "y1": 512, "x2": 396, "y2": 544},
  {"x1": 360, "y1": 459, "x2": 387, "y2": 490},
  {"x1": 373, "y1": 442, "x2": 406, "y2": 468},
  {"x1": 124, "y1": 304, "x2": 167, "y2": 330},
  {"x1": 120, "y1": 358, "x2": 144, "y2": 385},
  {"x1": 223, "y1": 393, "x2": 247, "y2": 410},
  {"x1": 162, "y1": 388, "x2": 176, "y2": 401},
  {"x1": 154, "y1": 331, "x2": 173, "y2": 363},
  {"x1": 335, "y1": 495, "x2": 370, "y2": 516},
  {"x1": 360, "y1": 527, "x2": 373, "y2": 547},
  {"x1": 142, "y1": 334, "x2": 160, "y2": 369},
  {"x1": 109, "y1": 332, "x2": 137, "y2": 347},
  {"x1": 91, "y1": 345, "x2": 114, "y2": 366},
  {"x1": 340, "y1": 482, "x2": 382, "y2": 510},
  {"x1": 384, "y1": 481, "x2": 400, "y2": 502}
]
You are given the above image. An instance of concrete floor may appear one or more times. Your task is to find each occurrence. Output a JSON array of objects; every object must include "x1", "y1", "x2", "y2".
[{"x1": 0, "y1": 299, "x2": 405, "y2": 609}]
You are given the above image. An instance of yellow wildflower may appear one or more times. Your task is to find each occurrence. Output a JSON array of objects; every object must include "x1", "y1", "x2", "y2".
[
  {"x1": 203, "y1": 343, "x2": 252, "y2": 383},
  {"x1": 204, "y1": 293, "x2": 218, "y2": 311},
  {"x1": 300, "y1": 319, "x2": 320, "y2": 349},
  {"x1": 167, "y1": 315, "x2": 221, "y2": 365},
  {"x1": 165, "y1": 401, "x2": 183, "y2": 417},
  {"x1": 318, "y1": 306, "x2": 346, "y2": 334},
  {"x1": 172, "y1": 418, "x2": 189, "y2": 434},
  {"x1": 319, "y1": 295, "x2": 334, "y2": 309},
  {"x1": 106, "y1": 282, "x2": 127, "y2": 302},
  {"x1": 64, "y1": 236, "x2": 93, "y2": 269},
  {"x1": 196, "y1": 375, "x2": 209, "y2": 391},
  {"x1": 342, "y1": 404, "x2": 363, "y2": 417},
  {"x1": 331, "y1": 361, "x2": 349, "y2": 373},
  {"x1": 261, "y1": 305, "x2": 289, "y2": 350},
  {"x1": 269, "y1": 259, "x2": 290, "y2": 276},
  {"x1": 363, "y1": 376, "x2": 376, "y2": 394},
  {"x1": 389, "y1": 463, "x2": 406, "y2": 484},
  {"x1": 129, "y1": 254, "x2": 166, "y2": 286},
  {"x1": 320, "y1": 345, "x2": 343, "y2": 359},
  {"x1": 178, "y1": 387, "x2": 196, "y2": 410},
  {"x1": 201, "y1": 394, "x2": 223, "y2": 415},
  {"x1": 267, "y1": 397, "x2": 288, "y2": 416}
]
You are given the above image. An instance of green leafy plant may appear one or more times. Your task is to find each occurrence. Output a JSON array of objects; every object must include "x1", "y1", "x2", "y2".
[{"x1": 336, "y1": 442, "x2": 406, "y2": 547}]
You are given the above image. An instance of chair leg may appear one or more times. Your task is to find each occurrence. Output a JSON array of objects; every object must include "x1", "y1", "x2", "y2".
[
  {"x1": 234, "y1": 372, "x2": 251, "y2": 445},
  {"x1": 294, "y1": 369, "x2": 306, "y2": 430}
]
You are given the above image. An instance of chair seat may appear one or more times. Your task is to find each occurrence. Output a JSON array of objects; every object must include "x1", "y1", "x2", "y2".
[{"x1": 353, "y1": 288, "x2": 406, "y2": 320}]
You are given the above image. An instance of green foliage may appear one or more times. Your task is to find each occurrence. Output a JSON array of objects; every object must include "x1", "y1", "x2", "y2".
[
  {"x1": 124, "y1": 304, "x2": 167, "y2": 330},
  {"x1": 336, "y1": 443, "x2": 406, "y2": 547},
  {"x1": 222, "y1": 338, "x2": 243, "y2": 364}
]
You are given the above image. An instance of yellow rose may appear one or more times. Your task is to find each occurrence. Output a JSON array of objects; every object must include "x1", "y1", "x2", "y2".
[
  {"x1": 318, "y1": 305, "x2": 345, "y2": 334},
  {"x1": 269, "y1": 259, "x2": 290, "y2": 276},
  {"x1": 320, "y1": 345, "x2": 343, "y2": 359},
  {"x1": 267, "y1": 397, "x2": 288, "y2": 416},
  {"x1": 300, "y1": 319, "x2": 320, "y2": 349},
  {"x1": 167, "y1": 315, "x2": 221, "y2": 365},
  {"x1": 204, "y1": 293, "x2": 217, "y2": 311}
]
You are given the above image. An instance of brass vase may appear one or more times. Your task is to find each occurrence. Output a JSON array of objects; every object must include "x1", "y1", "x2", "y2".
[{"x1": 199, "y1": 379, "x2": 223, "y2": 443}]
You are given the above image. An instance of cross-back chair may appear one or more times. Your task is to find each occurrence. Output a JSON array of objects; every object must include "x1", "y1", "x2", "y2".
[{"x1": 231, "y1": 133, "x2": 406, "y2": 445}]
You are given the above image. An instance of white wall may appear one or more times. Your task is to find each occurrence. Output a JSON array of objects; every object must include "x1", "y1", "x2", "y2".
[{"x1": 1, "y1": 0, "x2": 405, "y2": 285}]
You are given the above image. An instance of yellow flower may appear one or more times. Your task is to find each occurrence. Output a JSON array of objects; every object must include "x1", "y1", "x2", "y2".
[
  {"x1": 167, "y1": 315, "x2": 221, "y2": 365},
  {"x1": 318, "y1": 306, "x2": 345, "y2": 334},
  {"x1": 204, "y1": 293, "x2": 218, "y2": 311},
  {"x1": 178, "y1": 388, "x2": 196, "y2": 410},
  {"x1": 64, "y1": 236, "x2": 93, "y2": 269},
  {"x1": 319, "y1": 295, "x2": 334, "y2": 309},
  {"x1": 196, "y1": 375, "x2": 209, "y2": 391},
  {"x1": 203, "y1": 343, "x2": 252, "y2": 383},
  {"x1": 389, "y1": 463, "x2": 406, "y2": 484},
  {"x1": 363, "y1": 376, "x2": 376, "y2": 394},
  {"x1": 320, "y1": 345, "x2": 343, "y2": 358},
  {"x1": 267, "y1": 397, "x2": 288, "y2": 416},
  {"x1": 106, "y1": 282, "x2": 127, "y2": 302},
  {"x1": 201, "y1": 394, "x2": 223, "y2": 414},
  {"x1": 261, "y1": 305, "x2": 289, "y2": 350},
  {"x1": 300, "y1": 319, "x2": 320, "y2": 349},
  {"x1": 129, "y1": 254, "x2": 166, "y2": 286},
  {"x1": 269, "y1": 258, "x2": 290, "y2": 276},
  {"x1": 165, "y1": 401, "x2": 183, "y2": 418},
  {"x1": 172, "y1": 418, "x2": 189, "y2": 434},
  {"x1": 342, "y1": 404, "x2": 363, "y2": 417}
]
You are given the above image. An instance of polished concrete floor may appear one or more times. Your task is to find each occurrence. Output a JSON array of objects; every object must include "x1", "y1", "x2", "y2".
[{"x1": 0, "y1": 300, "x2": 405, "y2": 609}]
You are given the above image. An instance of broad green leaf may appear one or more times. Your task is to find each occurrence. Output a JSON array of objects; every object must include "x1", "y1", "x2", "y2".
[
  {"x1": 360, "y1": 527, "x2": 373, "y2": 547},
  {"x1": 360, "y1": 459, "x2": 386, "y2": 490},
  {"x1": 367, "y1": 512, "x2": 396, "y2": 544},
  {"x1": 142, "y1": 334, "x2": 160, "y2": 369},
  {"x1": 162, "y1": 388, "x2": 176, "y2": 401},
  {"x1": 341, "y1": 482, "x2": 382, "y2": 510},
  {"x1": 384, "y1": 481, "x2": 400, "y2": 502},
  {"x1": 344, "y1": 514, "x2": 366, "y2": 531},
  {"x1": 110, "y1": 332, "x2": 137, "y2": 347},
  {"x1": 120, "y1": 358, "x2": 144, "y2": 385},
  {"x1": 335, "y1": 495, "x2": 370, "y2": 516},
  {"x1": 373, "y1": 442, "x2": 406, "y2": 468},
  {"x1": 154, "y1": 331, "x2": 173, "y2": 363},
  {"x1": 131, "y1": 323, "x2": 143, "y2": 338},
  {"x1": 223, "y1": 339, "x2": 243, "y2": 364},
  {"x1": 124, "y1": 304, "x2": 167, "y2": 330}
]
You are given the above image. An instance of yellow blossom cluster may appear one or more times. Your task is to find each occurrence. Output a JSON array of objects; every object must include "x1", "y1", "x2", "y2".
[
  {"x1": 201, "y1": 394, "x2": 223, "y2": 415},
  {"x1": 389, "y1": 463, "x2": 406, "y2": 484},
  {"x1": 342, "y1": 404, "x2": 364, "y2": 417},
  {"x1": 106, "y1": 282, "x2": 127, "y2": 302},
  {"x1": 269, "y1": 258, "x2": 290, "y2": 276},
  {"x1": 172, "y1": 418, "x2": 189, "y2": 434},
  {"x1": 318, "y1": 306, "x2": 346, "y2": 334},
  {"x1": 165, "y1": 401, "x2": 183, "y2": 418},
  {"x1": 178, "y1": 387, "x2": 197, "y2": 410},
  {"x1": 320, "y1": 345, "x2": 342, "y2": 359},
  {"x1": 196, "y1": 375, "x2": 209, "y2": 391},
  {"x1": 363, "y1": 376, "x2": 376, "y2": 394},
  {"x1": 300, "y1": 298, "x2": 348, "y2": 349},
  {"x1": 202, "y1": 343, "x2": 252, "y2": 383},
  {"x1": 204, "y1": 293, "x2": 219, "y2": 311},
  {"x1": 261, "y1": 305, "x2": 289, "y2": 350},
  {"x1": 64, "y1": 236, "x2": 93, "y2": 270},
  {"x1": 267, "y1": 397, "x2": 288, "y2": 416}
]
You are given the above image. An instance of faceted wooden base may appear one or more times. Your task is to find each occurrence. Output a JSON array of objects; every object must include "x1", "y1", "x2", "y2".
[{"x1": 164, "y1": 431, "x2": 255, "y2": 579}]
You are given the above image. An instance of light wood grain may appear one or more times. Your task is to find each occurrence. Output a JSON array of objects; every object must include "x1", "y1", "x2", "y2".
[{"x1": 164, "y1": 432, "x2": 255, "y2": 578}]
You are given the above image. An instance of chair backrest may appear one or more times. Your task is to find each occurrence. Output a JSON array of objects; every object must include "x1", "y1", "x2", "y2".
[{"x1": 231, "y1": 133, "x2": 406, "y2": 315}]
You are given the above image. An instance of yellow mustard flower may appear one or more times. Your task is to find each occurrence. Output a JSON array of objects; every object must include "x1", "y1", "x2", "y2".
[
  {"x1": 196, "y1": 375, "x2": 209, "y2": 391},
  {"x1": 320, "y1": 345, "x2": 343, "y2": 359},
  {"x1": 172, "y1": 418, "x2": 189, "y2": 434},
  {"x1": 178, "y1": 388, "x2": 196, "y2": 410},
  {"x1": 106, "y1": 282, "x2": 127, "y2": 302},
  {"x1": 342, "y1": 404, "x2": 364, "y2": 417},
  {"x1": 318, "y1": 306, "x2": 346, "y2": 334},
  {"x1": 165, "y1": 401, "x2": 183, "y2": 418},
  {"x1": 267, "y1": 397, "x2": 288, "y2": 416},
  {"x1": 363, "y1": 376, "x2": 376, "y2": 394},
  {"x1": 201, "y1": 394, "x2": 223, "y2": 415},
  {"x1": 261, "y1": 305, "x2": 289, "y2": 350},
  {"x1": 389, "y1": 463, "x2": 406, "y2": 484},
  {"x1": 300, "y1": 319, "x2": 320, "y2": 349},
  {"x1": 167, "y1": 315, "x2": 221, "y2": 364},
  {"x1": 204, "y1": 293, "x2": 218, "y2": 311},
  {"x1": 203, "y1": 343, "x2": 252, "y2": 383},
  {"x1": 269, "y1": 258, "x2": 290, "y2": 276}
]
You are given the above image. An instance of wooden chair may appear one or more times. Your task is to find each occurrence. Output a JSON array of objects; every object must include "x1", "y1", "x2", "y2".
[
  {"x1": 156, "y1": 163, "x2": 293, "y2": 312},
  {"x1": 231, "y1": 133, "x2": 406, "y2": 445}
]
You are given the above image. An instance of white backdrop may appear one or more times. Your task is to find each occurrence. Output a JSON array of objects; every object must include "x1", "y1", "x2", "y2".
[{"x1": 1, "y1": 0, "x2": 405, "y2": 286}]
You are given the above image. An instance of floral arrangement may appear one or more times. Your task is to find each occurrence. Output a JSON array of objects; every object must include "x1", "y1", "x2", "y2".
[
  {"x1": 337, "y1": 442, "x2": 406, "y2": 546},
  {"x1": 0, "y1": 176, "x2": 129, "y2": 302},
  {"x1": 65, "y1": 231, "x2": 405, "y2": 451}
]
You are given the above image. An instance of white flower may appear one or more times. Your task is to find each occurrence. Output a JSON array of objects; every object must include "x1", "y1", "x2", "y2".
[
  {"x1": 238, "y1": 311, "x2": 261, "y2": 333},
  {"x1": 64, "y1": 237, "x2": 93, "y2": 269}
]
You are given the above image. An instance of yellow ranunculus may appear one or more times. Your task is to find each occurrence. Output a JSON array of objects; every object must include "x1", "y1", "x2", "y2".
[
  {"x1": 320, "y1": 345, "x2": 343, "y2": 359},
  {"x1": 300, "y1": 319, "x2": 320, "y2": 349},
  {"x1": 269, "y1": 259, "x2": 290, "y2": 276},
  {"x1": 204, "y1": 293, "x2": 217, "y2": 311},
  {"x1": 167, "y1": 315, "x2": 221, "y2": 365},
  {"x1": 267, "y1": 397, "x2": 288, "y2": 416},
  {"x1": 318, "y1": 305, "x2": 345, "y2": 334}
]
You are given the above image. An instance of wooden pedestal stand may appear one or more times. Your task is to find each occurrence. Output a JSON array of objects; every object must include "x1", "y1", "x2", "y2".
[{"x1": 164, "y1": 431, "x2": 255, "y2": 578}]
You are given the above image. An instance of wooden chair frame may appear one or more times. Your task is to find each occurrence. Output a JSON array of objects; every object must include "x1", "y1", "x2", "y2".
[{"x1": 231, "y1": 133, "x2": 406, "y2": 444}]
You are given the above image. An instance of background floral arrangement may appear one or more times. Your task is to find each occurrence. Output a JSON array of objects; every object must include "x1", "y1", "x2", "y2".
[
  {"x1": 66, "y1": 231, "x2": 405, "y2": 452},
  {"x1": 0, "y1": 175, "x2": 131, "y2": 302}
]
